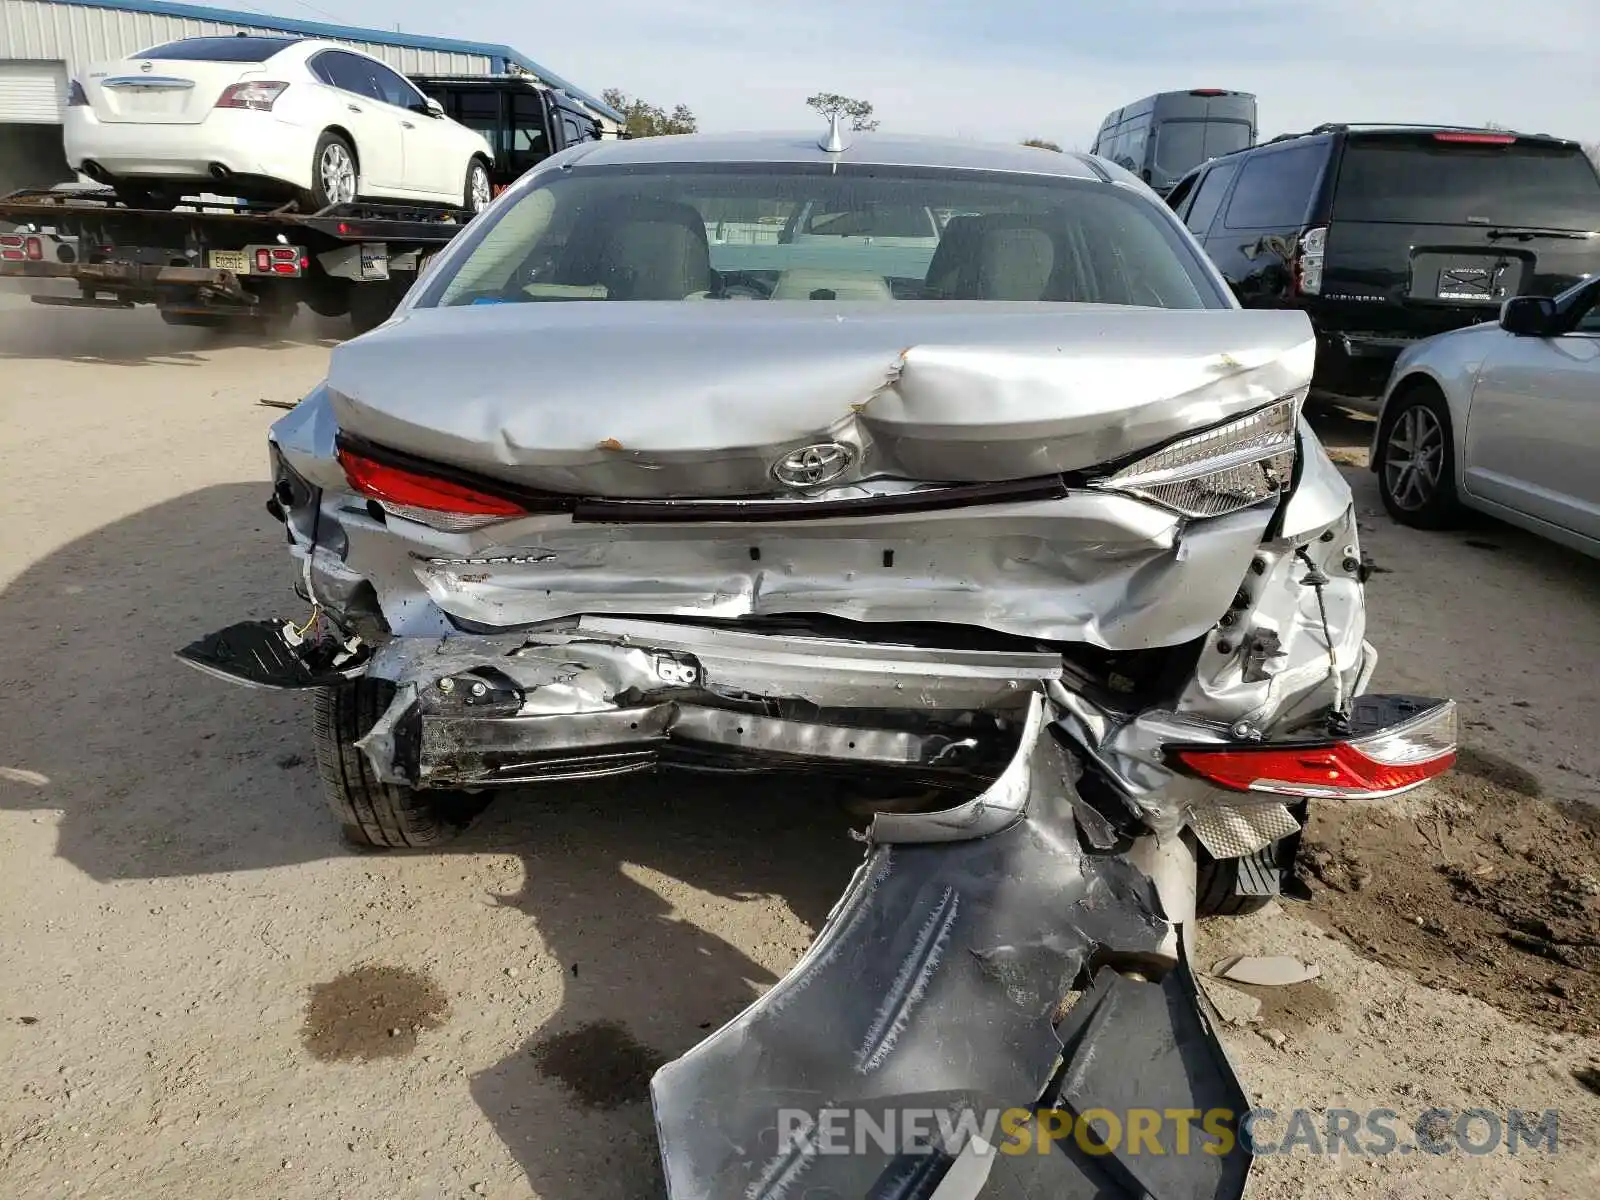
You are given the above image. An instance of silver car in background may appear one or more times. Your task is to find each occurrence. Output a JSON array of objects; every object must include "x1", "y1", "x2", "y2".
[
  {"x1": 1372, "y1": 274, "x2": 1600, "y2": 557},
  {"x1": 180, "y1": 131, "x2": 1455, "y2": 1199}
]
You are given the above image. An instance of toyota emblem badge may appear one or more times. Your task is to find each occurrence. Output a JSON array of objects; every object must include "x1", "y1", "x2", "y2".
[{"x1": 772, "y1": 442, "x2": 853, "y2": 489}]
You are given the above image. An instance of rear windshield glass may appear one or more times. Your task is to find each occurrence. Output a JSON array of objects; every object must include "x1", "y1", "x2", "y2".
[
  {"x1": 1334, "y1": 139, "x2": 1600, "y2": 229},
  {"x1": 421, "y1": 163, "x2": 1225, "y2": 310},
  {"x1": 138, "y1": 37, "x2": 300, "y2": 62},
  {"x1": 1154, "y1": 120, "x2": 1252, "y2": 177}
]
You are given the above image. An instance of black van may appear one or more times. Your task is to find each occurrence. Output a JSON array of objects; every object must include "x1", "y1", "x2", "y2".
[
  {"x1": 411, "y1": 75, "x2": 606, "y2": 194},
  {"x1": 1166, "y1": 124, "x2": 1600, "y2": 397}
]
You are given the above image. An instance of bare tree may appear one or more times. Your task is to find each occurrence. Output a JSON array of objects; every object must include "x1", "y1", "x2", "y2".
[
  {"x1": 601, "y1": 89, "x2": 698, "y2": 138},
  {"x1": 805, "y1": 93, "x2": 879, "y2": 132},
  {"x1": 1021, "y1": 138, "x2": 1062, "y2": 152}
]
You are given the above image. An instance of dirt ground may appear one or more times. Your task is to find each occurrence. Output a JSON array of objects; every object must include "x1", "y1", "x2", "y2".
[{"x1": 2, "y1": 288, "x2": 1598, "y2": 1199}]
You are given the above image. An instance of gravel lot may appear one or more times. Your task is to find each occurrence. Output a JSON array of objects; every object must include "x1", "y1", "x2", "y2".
[{"x1": 2, "y1": 288, "x2": 1597, "y2": 1199}]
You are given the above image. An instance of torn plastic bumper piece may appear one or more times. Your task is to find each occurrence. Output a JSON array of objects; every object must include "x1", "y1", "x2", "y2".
[
  {"x1": 650, "y1": 696, "x2": 1253, "y2": 1200},
  {"x1": 173, "y1": 620, "x2": 371, "y2": 689}
]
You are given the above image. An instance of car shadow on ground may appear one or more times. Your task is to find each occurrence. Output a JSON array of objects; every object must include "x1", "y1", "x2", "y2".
[
  {"x1": 0, "y1": 285, "x2": 345, "y2": 365},
  {"x1": 0, "y1": 481, "x2": 861, "y2": 1199}
]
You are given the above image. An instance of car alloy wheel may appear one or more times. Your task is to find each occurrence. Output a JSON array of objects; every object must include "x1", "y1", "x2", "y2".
[
  {"x1": 1383, "y1": 403, "x2": 1445, "y2": 511},
  {"x1": 467, "y1": 162, "x2": 492, "y2": 212},
  {"x1": 320, "y1": 143, "x2": 357, "y2": 206}
]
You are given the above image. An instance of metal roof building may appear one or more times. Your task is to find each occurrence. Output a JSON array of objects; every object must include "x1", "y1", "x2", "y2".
[{"x1": 0, "y1": 0, "x2": 621, "y2": 125}]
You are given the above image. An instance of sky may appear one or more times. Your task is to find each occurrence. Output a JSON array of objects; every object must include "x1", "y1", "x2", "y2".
[{"x1": 251, "y1": 0, "x2": 1598, "y2": 148}]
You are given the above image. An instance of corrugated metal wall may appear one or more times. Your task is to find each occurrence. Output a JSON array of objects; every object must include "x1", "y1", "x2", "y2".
[{"x1": 0, "y1": 0, "x2": 493, "y2": 79}]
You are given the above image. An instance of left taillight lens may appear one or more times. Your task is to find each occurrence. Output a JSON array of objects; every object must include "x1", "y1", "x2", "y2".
[
  {"x1": 66, "y1": 80, "x2": 88, "y2": 107},
  {"x1": 1295, "y1": 225, "x2": 1326, "y2": 296},
  {"x1": 337, "y1": 443, "x2": 526, "y2": 531},
  {"x1": 0, "y1": 233, "x2": 43, "y2": 261},
  {"x1": 1172, "y1": 698, "x2": 1457, "y2": 799},
  {"x1": 216, "y1": 81, "x2": 289, "y2": 112},
  {"x1": 1093, "y1": 391, "x2": 1303, "y2": 518}
]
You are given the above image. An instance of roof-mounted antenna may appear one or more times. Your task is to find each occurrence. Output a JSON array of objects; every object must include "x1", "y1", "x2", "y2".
[{"x1": 819, "y1": 113, "x2": 848, "y2": 154}]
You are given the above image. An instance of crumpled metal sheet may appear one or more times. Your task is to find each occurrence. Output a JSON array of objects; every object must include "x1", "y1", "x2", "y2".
[
  {"x1": 651, "y1": 700, "x2": 1252, "y2": 1200},
  {"x1": 325, "y1": 302, "x2": 1315, "y2": 496}
]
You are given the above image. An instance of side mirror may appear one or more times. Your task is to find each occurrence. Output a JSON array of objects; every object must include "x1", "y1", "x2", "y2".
[
  {"x1": 423, "y1": 96, "x2": 445, "y2": 118},
  {"x1": 1499, "y1": 295, "x2": 1557, "y2": 337}
]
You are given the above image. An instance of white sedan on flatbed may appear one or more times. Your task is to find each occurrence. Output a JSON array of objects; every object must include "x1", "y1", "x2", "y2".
[{"x1": 65, "y1": 34, "x2": 494, "y2": 213}]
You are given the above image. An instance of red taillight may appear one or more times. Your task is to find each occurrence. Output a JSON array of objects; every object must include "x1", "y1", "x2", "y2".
[
  {"x1": 1433, "y1": 131, "x2": 1516, "y2": 145},
  {"x1": 255, "y1": 249, "x2": 271, "y2": 271},
  {"x1": 0, "y1": 234, "x2": 41, "y2": 261},
  {"x1": 1173, "y1": 700, "x2": 1457, "y2": 799},
  {"x1": 337, "y1": 445, "x2": 525, "y2": 519},
  {"x1": 215, "y1": 81, "x2": 289, "y2": 112}
]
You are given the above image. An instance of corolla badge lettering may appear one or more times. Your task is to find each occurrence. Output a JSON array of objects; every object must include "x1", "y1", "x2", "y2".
[{"x1": 773, "y1": 442, "x2": 853, "y2": 488}]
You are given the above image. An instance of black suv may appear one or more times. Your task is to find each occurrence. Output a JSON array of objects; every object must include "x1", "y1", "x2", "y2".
[{"x1": 1166, "y1": 124, "x2": 1600, "y2": 398}]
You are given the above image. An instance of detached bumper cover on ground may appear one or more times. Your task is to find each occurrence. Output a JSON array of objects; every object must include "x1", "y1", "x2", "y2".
[{"x1": 651, "y1": 697, "x2": 1253, "y2": 1200}]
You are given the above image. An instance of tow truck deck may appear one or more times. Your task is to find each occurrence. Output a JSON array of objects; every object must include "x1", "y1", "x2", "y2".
[{"x1": 0, "y1": 187, "x2": 472, "y2": 332}]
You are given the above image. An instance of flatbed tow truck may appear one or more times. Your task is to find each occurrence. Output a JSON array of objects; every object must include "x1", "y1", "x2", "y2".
[
  {"x1": 0, "y1": 70, "x2": 614, "y2": 334},
  {"x1": 0, "y1": 188, "x2": 470, "y2": 333}
]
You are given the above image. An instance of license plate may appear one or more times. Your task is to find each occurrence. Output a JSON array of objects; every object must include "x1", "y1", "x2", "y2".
[
  {"x1": 1437, "y1": 265, "x2": 1508, "y2": 302},
  {"x1": 359, "y1": 243, "x2": 389, "y2": 281},
  {"x1": 209, "y1": 250, "x2": 248, "y2": 273}
]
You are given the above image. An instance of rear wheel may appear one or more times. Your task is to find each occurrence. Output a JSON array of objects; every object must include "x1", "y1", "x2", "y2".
[
  {"x1": 312, "y1": 679, "x2": 488, "y2": 849},
  {"x1": 1376, "y1": 383, "x2": 1462, "y2": 529},
  {"x1": 300, "y1": 132, "x2": 358, "y2": 211},
  {"x1": 464, "y1": 158, "x2": 492, "y2": 213}
]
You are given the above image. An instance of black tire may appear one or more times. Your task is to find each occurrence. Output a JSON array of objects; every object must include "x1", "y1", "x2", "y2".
[
  {"x1": 464, "y1": 157, "x2": 492, "y2": 214},
  {"x1": 299, "y1": 131, "x2": 358, "y2": 212},
  {"x1": 1375, "y1": 382, "x2": 1462, "y2": 530},
  {"x1": 1196, "y1": 857, "x2": 1275, "y2": 918},
  {"x1": 311, "y1": 679, "x2": 487, "y2": 849}
]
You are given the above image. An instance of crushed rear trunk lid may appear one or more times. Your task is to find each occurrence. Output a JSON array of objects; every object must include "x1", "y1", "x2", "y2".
[{"x1": 326, "y1": 303, "x2": 1315, "y2": 497}]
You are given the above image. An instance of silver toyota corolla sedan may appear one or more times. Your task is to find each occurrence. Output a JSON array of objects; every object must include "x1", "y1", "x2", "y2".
[
  {"x1": 1371, "y1": 273, "x2": 1600, "y2": 558},
  {"x1": 179, "y1": 129, "x2": 1456, "y2": 1199}
]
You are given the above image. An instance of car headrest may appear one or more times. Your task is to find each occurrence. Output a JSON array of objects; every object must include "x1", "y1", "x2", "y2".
[{"x1": 925, "y1": 214, "x2": 1064, "y2": 301}]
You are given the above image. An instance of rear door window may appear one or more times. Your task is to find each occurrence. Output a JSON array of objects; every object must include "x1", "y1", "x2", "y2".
[
  {"x1": 1334, "y1": 138, "x2": 1600, "y2": 230},
  {"x1": 1184, "y1": 161, "x2": 1239, "y2": 236},
  {"x1": 314, "y1": 52, "x2": 379, "y2": 101},
  {"x1": 366, "y1": 60, "x2": 425, "y2": 111},
  {"x1": 1222, "y1": 143, "x2": 1324, "y2": 229}
]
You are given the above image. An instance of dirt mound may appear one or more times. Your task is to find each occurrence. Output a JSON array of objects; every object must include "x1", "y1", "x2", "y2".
[{"x1": 1298, "y1": 761, "x2": 1600, "y2": 1036}]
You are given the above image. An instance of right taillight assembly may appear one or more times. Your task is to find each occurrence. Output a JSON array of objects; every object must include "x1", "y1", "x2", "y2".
[
  {"x1": 1295, "y1": 225, "x2": 1326, "y2": 296},
  {"x1": 1092, "y1": 391, "x2": 1304, "y2": 519},
  {"x1": 66, "y1": 80, "x2": 89, "y2": 107},
  {"x1": 1170, "y1": 696, "x2": 1457, "y2": 799},
  {"x1": 216, "y1": 81, "x2": 289, "y2": 112}
]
